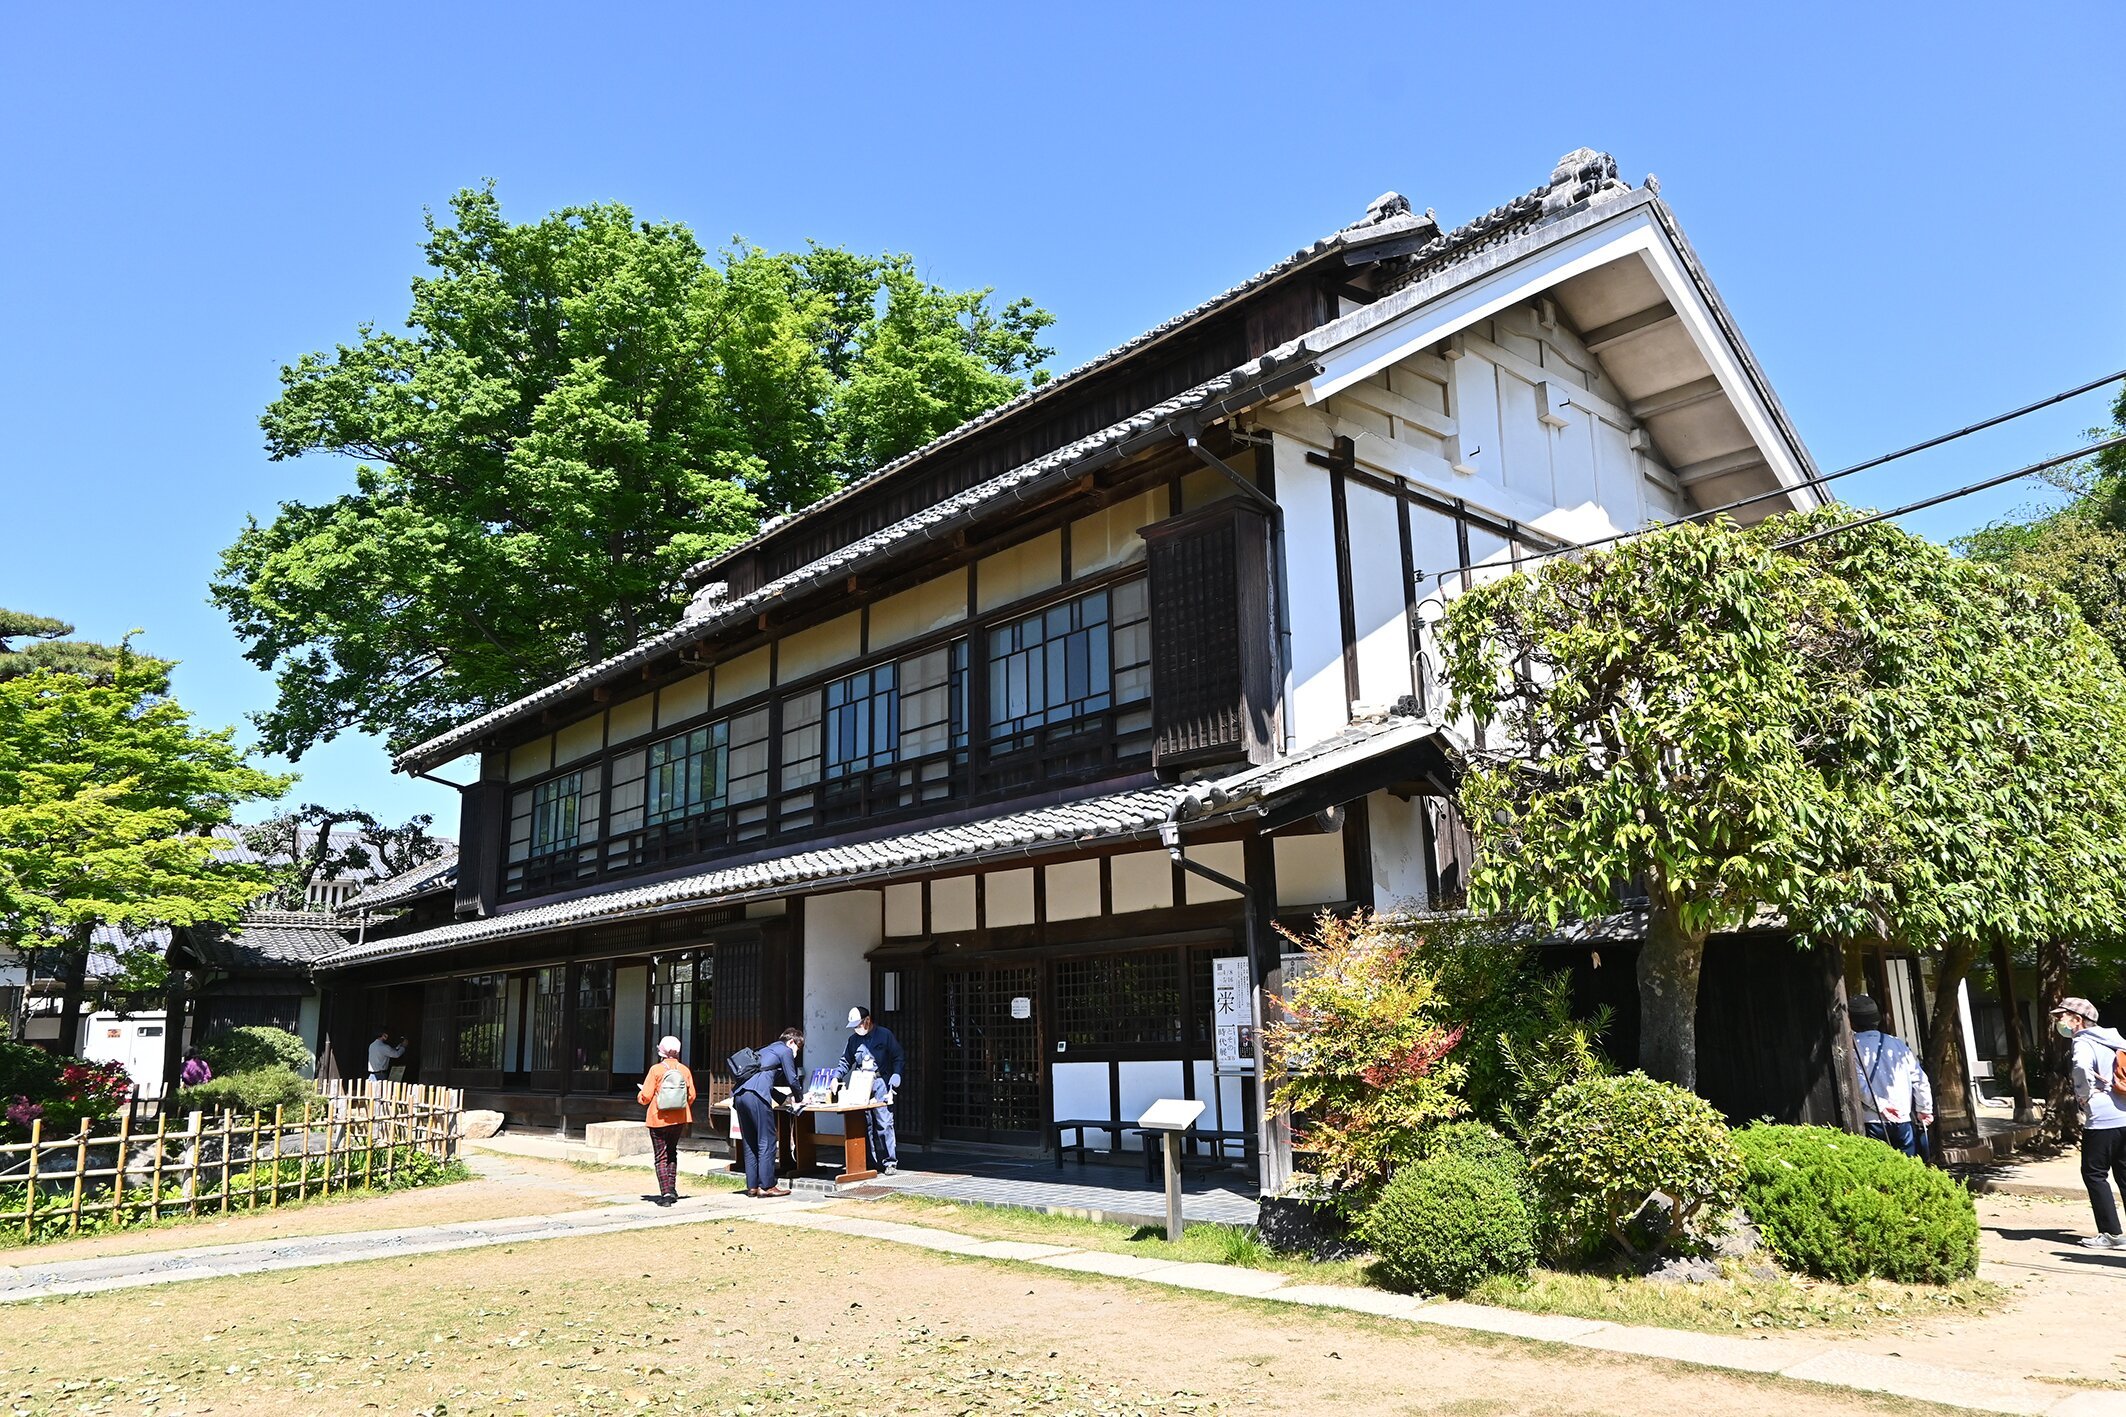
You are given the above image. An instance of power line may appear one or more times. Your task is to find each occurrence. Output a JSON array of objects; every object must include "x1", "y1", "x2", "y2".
[{"x1": 1774, "y1": 432, "x2": 2126, "y2": 550}]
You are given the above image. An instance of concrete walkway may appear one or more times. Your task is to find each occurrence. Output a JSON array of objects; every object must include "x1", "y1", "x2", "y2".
[{"x1": 4, "y1": 1186, "x2": 2121, "y2": 1414}]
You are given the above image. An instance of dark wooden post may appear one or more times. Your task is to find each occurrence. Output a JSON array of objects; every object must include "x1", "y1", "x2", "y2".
[
  {"x1": 1989, "y1": 938, "x2": 2036, "y2": 1124},
  {"x1": 1826, "y1": 944, "x2": 1865, "y2": 1135}
]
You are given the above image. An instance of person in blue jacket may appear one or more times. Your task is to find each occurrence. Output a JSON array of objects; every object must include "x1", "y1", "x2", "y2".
[
  {"x1": 837, "y1": 1006, "x2": 904, "y2": 1173},
  {"x1": 735, "y1": 1027, "x2": 803, "y2": 1197}
]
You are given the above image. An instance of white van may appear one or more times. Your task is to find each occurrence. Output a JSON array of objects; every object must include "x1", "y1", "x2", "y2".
[{"x1": 81, "y1": 1012, "x2": 169, "y2": 1100}]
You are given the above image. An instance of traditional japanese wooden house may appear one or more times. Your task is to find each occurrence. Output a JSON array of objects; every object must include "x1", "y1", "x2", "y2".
[{"x1": 313, "y1": 149, "x2": 1838, "y2": 1178}]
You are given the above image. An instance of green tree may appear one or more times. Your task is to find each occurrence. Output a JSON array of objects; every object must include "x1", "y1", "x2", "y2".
[
  {"x1": 214, "y1": 185, "x2": 1055, "y2": 760},
  {"x1": 0, "y1": 654, "x2": 290, "y2": 1048},
  {"x1": 241, "y1": 804, "x2": 447, "y2": 912},
  {"x1": 1440, "y1": 519, "x2": 1870, "y2": 1088},
  {"x1": 1442, "y1": 515, "x2": 2126, "y2": 1097},
  {"x1": 0, "y1": 610, "x2": 163, "y2": 684}
]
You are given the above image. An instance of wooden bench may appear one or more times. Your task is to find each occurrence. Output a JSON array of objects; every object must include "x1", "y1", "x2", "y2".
[
  {"x1": 1052, "y1": 1117, "x2": 1125, "y2": 1167},
  {"x1": 1131, "y1": 1126, "x2": 1256, "y2": 1183}
]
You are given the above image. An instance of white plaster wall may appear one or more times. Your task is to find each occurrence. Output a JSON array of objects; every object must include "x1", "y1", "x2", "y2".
[
  {"x1": 1044, "y1": 858, "x2": 1101, "y2": 921},
  {"x1": 297, "y1": 995, "x2": 322, "y2": 1061},
  {"x1": 1346, "y1": 481, "x2": 1413, "y2": 707},
  {"x1": 1116, "y1": 1060, "x2": 1190, "y2": 1149},
  {"x1": 932, "y1": 875, "x2": 977, "y2": 933},
  {"x1": 985, "y1": 868, "x2": 1036, "y2": 927},
  {"x1": 1368, "y1": 791, "x2": 1432, "y2": 913},
  {"x1": 1182, "y1": 840, "x2": 1245, "y2": 904},
  {"x1": 614, "y1": 965, "x2": 650, "y2": 1078},
  {"x1": 1110, "y1": 850, "x2": 1172, "y2": 914},
  {"x1": 802, "y1": 890, "x2": 884, "y2": 1136},
  {"x1": 1051, "y1": 1061, "x2": 1110, "y2": 1132},
  {"x1": 883, "y1": 883, "x2": 923, "y2": 937},
  {"x1": 1189, "y1": 1061, "x2": 1252, "y2": 1153},
  {"x1": 1274, "y1": 433, "x2": 1350, "y2": 745},
  {"x1": 1274, "y1": 831, "x2": 1346, "y2": 907}
]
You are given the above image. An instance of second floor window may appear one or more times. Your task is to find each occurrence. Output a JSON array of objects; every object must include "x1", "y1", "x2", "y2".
[
  {"x1": 529, "y1": 773, "x2": 582, "y2": 858},
  {"x1": 987, "y1": 580, "x2": 1150, "y2": 750},
  {"x1": 824, "y1": 663, "x2": 897, "y2": 780},
  {"x1": 647, "y1": 722, "x2": 728, "y2": 826}
]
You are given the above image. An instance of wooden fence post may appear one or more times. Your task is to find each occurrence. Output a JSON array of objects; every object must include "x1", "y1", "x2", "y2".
[
  {"x1": 148, "y1": 1111, "x2": 168, "y2": 1224},
  {"x1": 67, "y1": 1119, "x2": 90, "y2": 1236},
  {"x1": 270, "y1": 1105, "x2": 285, "y2": 1209},
  {"x1": 22, "y1": 1116, "x2": 40, "y2": 1240},
  {"x1": 112, "y1": 1108, "x2": 133, "y2": 1222}
]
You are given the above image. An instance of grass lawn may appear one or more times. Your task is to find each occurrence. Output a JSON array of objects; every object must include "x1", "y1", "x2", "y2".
[
  {"x1": 839, "y1": 1194, "x2": 2000, "y2": 1338},
  {"x1": 0, "y1": 1214, "x2": 1958, "y2": 1416}
]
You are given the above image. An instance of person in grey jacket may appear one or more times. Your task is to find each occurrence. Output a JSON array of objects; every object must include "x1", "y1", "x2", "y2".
[
  {"x1": 734, "y1": 1028, "x2": 803, "y2": 1197},
  {"x1": 2052, "y1": 997, "x2": 2126, "y2": 1249}
]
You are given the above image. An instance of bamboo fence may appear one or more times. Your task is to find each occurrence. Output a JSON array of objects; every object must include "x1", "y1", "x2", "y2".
[{"x1": 0, "y1": 1078, "x2": 465, "y2": 1240}]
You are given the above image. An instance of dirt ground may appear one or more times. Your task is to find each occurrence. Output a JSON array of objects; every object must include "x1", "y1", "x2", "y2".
[
  {"x1": 0, "y1": 1220, "x2": 1953, "y2": 1417},
  {"x1": 1835, "y1": 1190, "x2": 2126, "y2": 1388},
  {"x1": 0, "y1": 1152, "x2": 635, "y2": 1268}
]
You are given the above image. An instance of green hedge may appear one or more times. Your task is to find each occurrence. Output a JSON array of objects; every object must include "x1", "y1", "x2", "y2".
[
  {"x1": 1361, "y1": 1152, "x2": 1536, "y2": 1295},
  {"x1": 177, "y1": 1066, "x2": 315, "y2": 1116},
  {"x1": 201, "y1": 1025, "x2": 313, "y2": 1077},
  {"x1": 1529, "y1": 1072, "x2": 1743, "y2": 1258},
  {"x1": 1732, "y1": 1125, "x2": 1978, "y2": 1284},
  {"x1": 1420, "y1": 1121, "x2": 1531, "y2": 1193}
]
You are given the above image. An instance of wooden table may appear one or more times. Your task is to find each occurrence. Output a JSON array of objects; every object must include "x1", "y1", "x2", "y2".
[{"x1": 713, "y1": 1099, "x2": 884, "y2": 1185}]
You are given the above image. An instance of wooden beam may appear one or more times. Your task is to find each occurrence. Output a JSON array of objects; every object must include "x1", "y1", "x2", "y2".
[
  {"x1": 1674, "y1": 448, "x2": 1769, "y2": 485},
  {"x1": 1629, "y1": 375, "x2": 1724, "y2": 422},
  {"x1": 1334, "y1": 381, "x2": 1458, "y2": 440},
  {"x1": 1580, "y1": 301, "x2": 1679, "y2": 353}
]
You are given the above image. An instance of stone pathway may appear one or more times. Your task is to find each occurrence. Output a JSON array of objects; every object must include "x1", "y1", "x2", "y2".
[{"x1": 6, "y1": 1186, "x2": 2122, "y2": 1414}]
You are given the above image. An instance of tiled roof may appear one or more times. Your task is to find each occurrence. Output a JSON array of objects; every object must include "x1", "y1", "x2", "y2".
[
  {"x1": 209, "y1": 824, "x2": 396, "y2": 882},
  {"x1": 332, "y1": 715, "x2": 1449, "y2": 970},
  {"x1": 336, "y1": 849, "x2": 460, "y2": 916},
  {"x1": 676, "y1": 193, "x2": 1441, "y2": 589},
  {"x1": 185, "y1": 911, "x2": 351, "y2": 974}
]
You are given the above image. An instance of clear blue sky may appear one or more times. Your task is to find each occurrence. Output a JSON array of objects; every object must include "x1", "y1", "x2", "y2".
[{"x1": 3, "y1": 2, "x2": 2120, "y2": 828}]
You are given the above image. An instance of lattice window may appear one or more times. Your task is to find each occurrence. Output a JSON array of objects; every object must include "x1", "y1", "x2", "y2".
[
  {"x1": 824, "y1": 663, "x2": 898, "y2": 780},
  {"x1": 527, "y1": 966, "x2": 565, "y2": 1073},
  {"x1": 1054, "y1": 950, "x2": 1182, "y2": 1049},
  {"x1": 453, "y1": 973, "x2": 505, "y2": 1070},
  {"x1": 529, "y1": 773, "x2": 581, "y2": 858},
  {"x1": 647, "y1": 722, "x2": 728, "y2": 826},
  {"x1": 986, "y1": 581, "x2": 1150, "y2": 752},
  {"x1": 652, "y1": 950, "x2": 715, "y2": 1064},
  {"x1": 573, "y1": 962, "x2": 613, "y2": 1077}
]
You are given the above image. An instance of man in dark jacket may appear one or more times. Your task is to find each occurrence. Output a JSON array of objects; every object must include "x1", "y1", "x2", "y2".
[
  {"x1": 735, "y1": 1028, "x2": 803, "y2": 1197},
  {"x1": 838, "y1": 1006, "x2": 903, "y2": 1173}
]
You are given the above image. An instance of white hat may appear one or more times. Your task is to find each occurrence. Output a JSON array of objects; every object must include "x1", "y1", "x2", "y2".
[
  {"x1": 658, "y1": 1036, "x2": 682, "y2": 1057},
  {"x1": 846, "y1": 1007, "x2": 864, "y2": 1028}
]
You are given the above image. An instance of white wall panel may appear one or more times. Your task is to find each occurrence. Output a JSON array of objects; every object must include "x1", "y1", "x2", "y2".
[
  {"x1": 1110, "y1": 850, "x2": 1172, "y2": 914},
  {"x1": 1274, "y1": 831, "x2": 1346, "y2": 907},
  {"x1": 1117, "y1": 1060, "x2": 1189, "y2": 1149},
  {"x1": 883, "y1": 883, "x2": 924, "y2": 938},
  {"x1": 614, "y1": 965, "x2": 650, "y2": 1078},
  {"x1": 1183, "y1": 841, "x2": 1245, "y2": 904},
  {"x1": 1051, "y1": 1061, "x2": 1110, "y2": 1131},
  {"x1": 1346, "y1": 481, "x2": 1413, "y2": 707},
  {"x1": 1368, "y1": 791, "x2": 1432, "y2": 912},
  {"x1": 985, "y1": 868, "x2": 1036, "y2": 927},
  {"x1": 802, "y1": 890, "x2": 883, "y2": 1135},
  {"x1": 1044, "y1": 858, "x2": 1102, "y2": 921},
  {"x1": 1190, "y1": 1061, "x2": 1252, "y2": 1155},
  {"x1": 1275, "y1": 434, "x2": 1350, "y2": 743},
  {"x1": 931, "y1": 875, "x2": 977, "y2": 933}
]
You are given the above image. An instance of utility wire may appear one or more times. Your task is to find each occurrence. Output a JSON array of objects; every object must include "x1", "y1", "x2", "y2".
[{"x1": 1774, "y1": 432, "x2": 2126, "y2": 550}]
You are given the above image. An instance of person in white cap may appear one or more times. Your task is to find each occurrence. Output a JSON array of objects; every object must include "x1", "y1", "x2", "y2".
[
  {"x1": 636, "y1": 1036, "x2": 696, "y2": 1207},
  {"x1": 2051, "y1": 996, "x2": 2126, "y2": 1248},
  {"x1": 838, "y1": 1005, "x2": 903, "y2": 1173}
]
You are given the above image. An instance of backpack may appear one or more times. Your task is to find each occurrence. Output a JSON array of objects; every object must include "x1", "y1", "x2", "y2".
[
  {"x1": 726, "y1": 1046, "x2": 762, "y2": 1082},
  {"x1": 654, "y1": 1063, "x2": 690, "y2": 1111},
  {"x1": 2110, "y1": 1045, "x2": 2126, "y2": 1102}
]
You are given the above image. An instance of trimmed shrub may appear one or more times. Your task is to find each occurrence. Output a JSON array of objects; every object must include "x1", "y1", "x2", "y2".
[
  {"x1": 1733, "y1": 1125, "x2": 1978, "y2": 1284},
  {"x1": 1362, "y1": 1152, "x2": 1536, "y2": 1295},
  {"x1": 1528, "y1": 1072, "x2": 1743, "y2": 1258},
  {"x1": 1420, "y1": 1120, "x2": 1530, "y2": 1193},
  {"x1": 201, "y1": 1025, "x2": 313, "y2": 1078},
  {"x1": 178, "y1": 1066, "x2": 314, "y2": 1117}
]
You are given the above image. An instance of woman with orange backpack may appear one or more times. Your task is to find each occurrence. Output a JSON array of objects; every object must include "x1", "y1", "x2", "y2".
[{"x1": 637, "y1": 1036, "x2": 697, "y2": 1206}]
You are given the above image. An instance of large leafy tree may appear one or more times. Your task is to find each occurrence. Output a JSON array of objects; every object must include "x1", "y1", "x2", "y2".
[
  {"x1": 1443, "y1": 514, "x2": 2126, "y2": 1098},
  {"x1": 215, "y1": 185, "x2": 1056, "y2": 760},
  {"x1": 0, "y1": 654, "x2": 290, "y2": 1049}
]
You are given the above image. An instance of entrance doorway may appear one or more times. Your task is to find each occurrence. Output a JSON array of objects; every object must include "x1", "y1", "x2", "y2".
[{"x1": 939, "y1": 963, "x2": 1041, "y2": 1145}]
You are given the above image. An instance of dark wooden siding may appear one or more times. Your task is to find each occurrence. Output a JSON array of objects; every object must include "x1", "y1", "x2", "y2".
[
  {"x1": 1144, "y1": 500, "x2": 1277, "y2": 768},
  {"x1": 454, "y1": 778, "x2": 506, "y2": 919}
]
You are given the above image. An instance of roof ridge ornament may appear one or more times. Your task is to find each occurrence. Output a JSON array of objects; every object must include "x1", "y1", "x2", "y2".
[
  {"x1": 1543, "y1": 147, "x2": 1623, "y2": 213},
  {"x1": 1366, "y1": 190, "x2": 1411, "y2": 222}
]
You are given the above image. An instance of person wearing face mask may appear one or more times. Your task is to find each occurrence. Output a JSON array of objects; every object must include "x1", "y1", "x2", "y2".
[{"x1": 2051, "y1": 997, "x2": 2126, "y2": 1249}]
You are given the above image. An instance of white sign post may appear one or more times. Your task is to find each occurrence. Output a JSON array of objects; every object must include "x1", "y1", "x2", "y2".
[
  {"x1": 1211, "y1": 956, "x2": 1255, "y2": 1076},
  {"x1": 1137, "y1": 1098, "x2": 1207, "y2": 1241}
]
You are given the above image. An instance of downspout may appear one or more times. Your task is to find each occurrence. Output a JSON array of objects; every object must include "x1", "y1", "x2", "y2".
[
  {"x1": 1182, "y1": 433, "x2": 1296, "y2": 753},
  {"x1": 1160, "y1": 789, "x2": 1289, "y2": 1197}
]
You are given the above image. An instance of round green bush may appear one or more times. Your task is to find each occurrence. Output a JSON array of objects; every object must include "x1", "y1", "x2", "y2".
[
  {"x1": 201, "y1": 1025, "x2": 313, "y2": 1077},
  {"x1": 1420, "y1": 1120, "x2": 1531, "y2": 1193},
  {"x1": 1528, "y1": 1072, "x2": 1743, "y2": 1257},
  {"x1": 1733, "y1": 1124, "x2": 1977, "y2": 1284},
  {"x1": 1361, "y1": 1152, "x2": 1536, "y2": 1295},
  {"x1": 179, "y1": 1065, "x2": 314, "y2": 1117}
]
